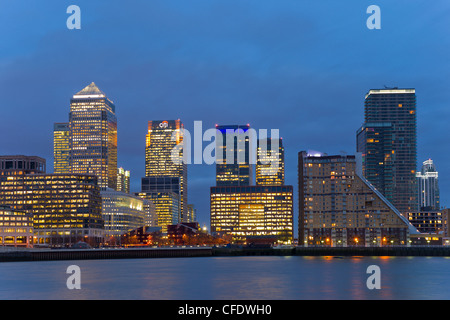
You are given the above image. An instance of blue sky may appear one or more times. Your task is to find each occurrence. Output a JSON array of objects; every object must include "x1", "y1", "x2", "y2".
[{"x1": 1, "y1": 1, "x2": 449, "y2": 232}]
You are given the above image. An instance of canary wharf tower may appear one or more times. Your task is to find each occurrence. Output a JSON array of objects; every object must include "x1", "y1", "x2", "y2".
[{"x1": 69, "y1": 82, "x2": 118, "y2": 189}]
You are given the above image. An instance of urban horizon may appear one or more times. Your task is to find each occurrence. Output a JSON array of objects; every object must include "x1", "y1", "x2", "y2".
[
  {"x1": 1, "y1": 1, "x2": 449, "y2": 241},
  {"x1": 3, "y1": 1, "x2": 450, "y2": 304},
  {"x1": 0, "y1": 81, "x2": 447, "y2": 240}
]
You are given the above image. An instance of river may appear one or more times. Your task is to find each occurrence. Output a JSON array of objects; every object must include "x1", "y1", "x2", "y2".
[{"x1": 1, "y1": 255, "x2": 449, "y2": 300}]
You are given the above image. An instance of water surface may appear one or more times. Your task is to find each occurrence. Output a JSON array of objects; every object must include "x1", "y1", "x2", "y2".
[{"x1": 0, "y1": 256, "x2": 449, "y2": 300}]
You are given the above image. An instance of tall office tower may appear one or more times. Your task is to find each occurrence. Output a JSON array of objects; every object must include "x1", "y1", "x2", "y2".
[
  {"x1": 69, "y1": 82, "x2": 118, "y2": 190},
  {"x1": 298, "y1": 151, "x2": 419, "y2": 247},
  {"x1": 0, "y1": 174, "x2": 104, "y2": 246},
  {"x1": 211, "y1": 129, "x2": 293, "y2": 244},
  {"x1": 215, "y1": 124, "x2": 253, "y2": 186},
  {"x1": 144, "y1": 120, "x2": 187, "y2": 223},
  {"x1": 117, "y1": 167, "x2": 130, "y2": 194},
  {"x1": 0, "y1": 155, "x2": 46, "y2": 176},
  {"x1": 53, "y1": 123, "x2": 70, "y2": 174},
  {"x1": 256, "y1": 138, "x2": 284, "y2": 185},
  {"x1": 356, "y1": 88, "x2": 417, "y2": 214},
  {"x1": 416, "y1": 159, "x2": 440, "y2": 211}
]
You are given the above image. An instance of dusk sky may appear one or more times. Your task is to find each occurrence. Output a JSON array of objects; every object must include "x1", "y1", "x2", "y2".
[{"x1": 1, "y1": 1, "x2": 449, "y2": 232}]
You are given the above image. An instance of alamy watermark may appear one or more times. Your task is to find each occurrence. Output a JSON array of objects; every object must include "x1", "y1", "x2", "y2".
[
  {"x1": 167, "y1": 121, "x2": 282, "y2": 176},
  {"x1": 367, "y1": 5, "x2": 381, "y2": 30},
  {"x1": 66, "y1": 265, "x2": 81, "y2": 290},
  {"x1": 65, "y1": 5, "x2": 381, "y2": 31},
  {"x1": 366, "y1": 265, "x2": 381, "y2": 290}
]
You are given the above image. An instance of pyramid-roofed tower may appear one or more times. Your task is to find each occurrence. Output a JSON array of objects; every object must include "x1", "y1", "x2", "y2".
[
  {"x1": 76, "y1": 82, "x2": 105, "y2": 95},
  {"x1": 69, "y1": 82, "x2": 117, "y2": 190}
]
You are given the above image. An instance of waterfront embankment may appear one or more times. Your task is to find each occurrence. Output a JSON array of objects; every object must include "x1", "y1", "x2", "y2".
[{"x1": 1, "y1": 245, "x2": 450, "y2": 262}]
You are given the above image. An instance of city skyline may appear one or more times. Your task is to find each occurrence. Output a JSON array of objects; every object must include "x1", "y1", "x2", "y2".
[{"x1": 1, "y1": 1, "x2": 450, "y2": 233}]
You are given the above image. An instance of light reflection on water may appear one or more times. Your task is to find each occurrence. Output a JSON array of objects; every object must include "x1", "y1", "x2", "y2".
[{"x1": 0, "y1": 256, "x2": 449, "y2": 300}]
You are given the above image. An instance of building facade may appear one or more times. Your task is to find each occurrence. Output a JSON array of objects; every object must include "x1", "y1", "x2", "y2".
[
  {"x1": 0, "y1": 206, "x2": 34, "y2": 248},
  {"x1": 53, "y1": 122, "x2": 71, "y2": 174},
  {"x1": 142, "y1": 198, "x2": 157, "y2": 228},
  {"x1": 144, "y1": 120, "x2": 187, "y2": 222},
  {"x1": 0, "y1": 155, "x2": 46, "y2": 176},
  {"x1": 186, "y1": 204, "x2": 197, "y2": 223},
  {"x1": 101, "y1": 189, "x2": 146, "y2": 240},
  {"x1": 211, "y1": 126, "x2": 293, "y2": 244},
  {"x1": 0, "y1": 174, "x2": 104, "y2": 246},
  {"x1": 356, "y1": 88, "x2": 417, "y2": 214},
  {"x1": 215, "y1": 124, "x2": 254, "y2": 186},
  {"x1": 406, "y1": 210, "x2": 445, "y2": 234},
  {"x1": 69, "y1": 82, "x2": 118, "y2": 190},
  {"x1": 117, "y1": 167, "x2": 130, "y2": 194},
  {"x1": 136, "y1": 191, "x2": 180, "y2": 234},
  {"x1": 416, "y1": 159, "x2": 440, "y2": 211},
  {"x1": 256, "y1": 137, "x2": 284, "y2": 186},
  {"x1": 444, "y1": 208, "x2": 450, "y2": 238},
  {"x1": 298, "y1": 151, "x2": 419, "y2": 247},
  {"x1": 210, "y1": 185, "x2": 294, "y2": 244}
]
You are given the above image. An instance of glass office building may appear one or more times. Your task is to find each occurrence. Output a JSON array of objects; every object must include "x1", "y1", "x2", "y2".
[
  {"x1": 0, "y1": 174, "x2": 104, "y2": 246},
  {"x1": 69, "y1": 82, "x2": 118, "y2": 190},
  {"x1": 256, "y1": 138, "x2": 284, "y2": 186},
  {"x1": 101, "y1": 189, "x2": 146, "y2": 239},
  {"x1": 142, "y1": 120, "x2": 187, "y2": 225},
  {"x1": 210, "y1": 185, "x2": 293, "y2": 244},
  {"x1": 53, "y1": 122, "x2": 70, "y2": 174},
  {"x1": 357, "y1": 88, "x2": 417, "y2": 214},
  {"x1": 117, "y1": 167, "x2": 130, "y2": 194},
  {"x1": 215, "y1": 124, "x2": 254, "y2": 186},
  {"x1": 416, "y1": 159, "x2": 440, "y2": 211},
  {"x1": 211, "y1": 126, "x2": 293, "y2": 244}
]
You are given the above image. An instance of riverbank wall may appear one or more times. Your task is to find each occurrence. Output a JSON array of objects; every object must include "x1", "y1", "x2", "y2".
[
  {"x1": 214, "y1": 246, "x2": 450, "y2": 257},
  {"x1": 1, "y1": 245, "x2": 450, "y2": 262},
  {"x1": 0, "y1": 246, "x2": 213, "y2": 262}
]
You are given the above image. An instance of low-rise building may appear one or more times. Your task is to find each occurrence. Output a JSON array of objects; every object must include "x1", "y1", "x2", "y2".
[{"x1": 0, "y1": 206, "x2": 34, "y2": 247}]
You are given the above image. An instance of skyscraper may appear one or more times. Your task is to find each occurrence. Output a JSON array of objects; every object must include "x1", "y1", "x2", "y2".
[
  {"x1": 186, "y1": 204, "x2": 197, "y2": 223},
  {"x1": 211, "y1": 127, "x2": 293, "y2": 244},
  {"x1": 256, "y1": 137, "x2": 284, "y2": 186},
  {"x1": 298, "y1": 151, "x2": 419, "y2": 247},
  {"x1": 141, "y1": 120, "x2": 187, "y2": 227},
  {"x1": 117, "y1": 167, "x2": 130, "y2": 194},
  {"x1": 356, "y1": 88, "x2": 417, "y2": 214},
  {"x1": 53, "y1": 123, "x2": 70, "y2": 174},
  {"x1": 69, "y1": 82, "x2": 118, "y2": 190},
  {"x1": 215, "y1": 124, "x2": 254, "y2": 186},
  {"x1": 416, "y1": 159, "x2": 440, "y2": 210}
]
